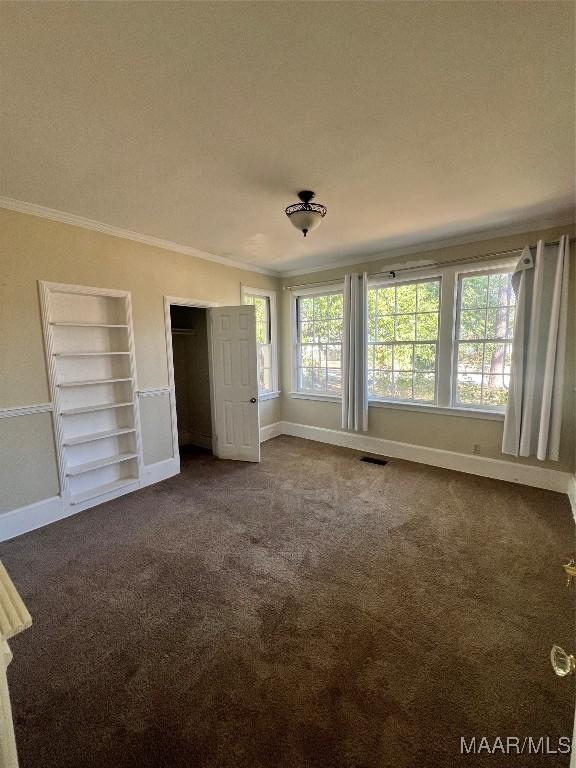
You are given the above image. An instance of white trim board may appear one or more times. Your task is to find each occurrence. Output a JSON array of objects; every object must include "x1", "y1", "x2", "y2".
[
  {"x1": 0, "y1": 196, "x2": 278, "y2": 277},
  {"x1": 137, "y1": 387, "x2": 171, "y2": 398},
  {"x1": 273, "y1": 421, "x2": 572, "y2": 494},
  {"x1": 0, "y1": 457, "x2": 180, "y2": 542},
  {"x1": 2, "y1": 425, "x2": 569, "y2": 541},
  {"x1": 260, "y1": 422, "x2": 283, "y2": 442},
  {"x1": 139, "y1": 457, "x2": 180, "y2": 488}
]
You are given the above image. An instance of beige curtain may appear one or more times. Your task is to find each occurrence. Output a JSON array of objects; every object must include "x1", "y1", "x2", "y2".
[
  {"x1": 342, "y1": 272, "x2": 368, "y2": 432},
  {"x1": 502, "y1": 235, "x2": 570, "y2": 460}
]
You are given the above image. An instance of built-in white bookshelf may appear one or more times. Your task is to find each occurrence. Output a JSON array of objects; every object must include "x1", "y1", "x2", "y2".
[{"x1": 40, "y1": 283, "x2": 143, "y2": 506}]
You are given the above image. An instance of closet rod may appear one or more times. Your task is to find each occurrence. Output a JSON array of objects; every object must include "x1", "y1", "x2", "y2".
[{"x1": 282, "y1": 236, "x2": 573, "y2": 291}]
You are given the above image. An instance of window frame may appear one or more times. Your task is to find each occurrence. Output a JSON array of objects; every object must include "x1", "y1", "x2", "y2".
[
  {"x1": 451, "y1": 265, "x2": 516, "y2": 412},
  {"x1": 367, "y1": 274, "x2": 442, "y2": 405},
  {"x1": 241, "y1": 285, "x2": 279, "y2": 400},
  {"x1": 289, "y1": 260, "x2": 517, "y2": 414},
  {"x1": 291, "y1": 283, "x2": 345, "y2": 399}
]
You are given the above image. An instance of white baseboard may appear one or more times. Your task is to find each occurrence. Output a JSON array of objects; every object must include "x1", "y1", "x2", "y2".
[
  {"x1": 2, "y1": 430, "x2": 570, "y2": 542},
  {"x1": 277, "y1": 421, "x2": 572, "y2": 494},
  {"x1": 0, "y1": 496, "x2": 64, "y2": 542},
  {"x1": 140, "y1": 457, "x2": 180, "y2": 488},
  {"x1": 260, "y1": 422, "x2": 283, "y2": 442},
  {"x1": 0, "y1": 457, "x2": 180, "y2": 542}
]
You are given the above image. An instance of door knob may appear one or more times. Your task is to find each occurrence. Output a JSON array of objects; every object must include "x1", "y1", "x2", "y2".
[
  {"x1": 550, "y1": 645, "x2": 576, "y2": 677},
  {"x1": 562, "y1": 557, "x2": 576, "y2": 587},
  {"x1": 250, "y1": 397, "x2": 257, "y2": 403}
]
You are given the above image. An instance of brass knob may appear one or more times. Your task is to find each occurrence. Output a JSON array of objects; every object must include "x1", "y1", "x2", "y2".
[
  {"x1": 562, "y1": 557, "x2": 576, "y2": 588},
  {"x1": 550, "y1": 645, "x2": 576, "y2": 677}
]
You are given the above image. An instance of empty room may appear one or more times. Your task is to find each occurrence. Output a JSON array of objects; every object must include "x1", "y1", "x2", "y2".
[{"x1": 0, "y1": 2, "x2": 575, "y2": 767}]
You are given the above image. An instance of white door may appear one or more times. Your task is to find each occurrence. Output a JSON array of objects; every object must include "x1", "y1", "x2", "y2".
[{"x1": 209, "y1": 305, "x2": 260, "y2": 462}]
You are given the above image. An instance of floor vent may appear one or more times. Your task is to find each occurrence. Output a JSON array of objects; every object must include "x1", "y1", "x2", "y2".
[{"x1": 360, "y1": 456, "x2": 389, "y2": 466}]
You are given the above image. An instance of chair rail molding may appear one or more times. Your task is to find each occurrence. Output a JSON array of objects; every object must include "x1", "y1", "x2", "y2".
[
  {"x1": 0, "y1": 403, "x2": 53, "y2": 419},
  {"x1": 137, "y1": 387, "x2": 171, "y2": 398}
]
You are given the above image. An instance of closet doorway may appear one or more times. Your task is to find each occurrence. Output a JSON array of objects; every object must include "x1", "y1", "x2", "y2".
[
  {"x1": 169, "y1": 303, "x2": 214, "y2": 457},
  {"x1": 165, "y1": 296, "x2": 261, "y2": 464}
]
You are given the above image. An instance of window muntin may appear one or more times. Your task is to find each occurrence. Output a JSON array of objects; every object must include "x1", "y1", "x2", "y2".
[
  {"x1": 243, "y1": 294, "x2": 273, "y2": 393},
  {"x1": 454, "y1": 270, "x2": 515, "y2": 408},
  {"x1": 368, "y1": 278, "x2": 441, "y2": 403},
  {"x1": 296, "y1": 291, "x2": 344, "y2": 394}
]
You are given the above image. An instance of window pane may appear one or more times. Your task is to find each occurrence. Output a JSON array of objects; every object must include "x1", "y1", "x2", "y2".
[
  {"x1": 243, "y1": 293, "x2": 273, "y2": 394},
  {"x1": 394, "y1": 372, "x2": 413, "y2": 400},
  {"x1": 455, "y1": 271, "x2": 515, "y2": 408},
  {"x1": 457, "y1": 373, "x2": 483, "y2": 404},
  {"x1": 393, "y1": 344, "x2": 413, "y2": 371},
  {"x1": 414, "y1": 343, "x2": 436, "y2": 372},
  {"x1": 461, "y1": 275, "x2": 488, "y2": 309},
  {"x1": 486, "y1": 307, "x2": 514, "y2": 339},
  {"x1": 417, "y1": 281, "x2": 440, "y2": 312},
  {"x1": 377, "y1": 316, "x2": 394, "y2": 341},
  {"x1": 416, "y1": 313, "x2": 438, "y2": 340},
  {"x1": 367, "y1": 279, "x2": 439, "y2": 403},
  {"x1": 458, "y1": 342, "x2": 483, "y2": 372},
  {"x1": 299, "y1": 297, "x2": 314, "y2": 322},
  {"x1": 396, "y1": 284, "x2": 417, "y2": 313},
  {"x1": 373, "y1": 344, "x2": 392, "y2": 371},
  {"x1": 414, "y1": 373, "x2": 436, "y2": 402},
  {"x1": 296, "y1": 291, "x2": 343, "y2": 394},
  {"x1": 395, "y1": 314, "x2": 415, "y2": 341},
  {"x1": 459, "y1": 309, "x2": 486, "y2": 340}
]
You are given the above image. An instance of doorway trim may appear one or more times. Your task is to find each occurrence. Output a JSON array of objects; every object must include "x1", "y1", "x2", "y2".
[{"x1": 163, "y1": 296, "x2": 219, "y2": 464}]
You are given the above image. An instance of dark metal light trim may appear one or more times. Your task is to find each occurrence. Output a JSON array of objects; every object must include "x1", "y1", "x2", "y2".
[{"x1": 285, "y1": 201, "x2": 327, "y2": 217}]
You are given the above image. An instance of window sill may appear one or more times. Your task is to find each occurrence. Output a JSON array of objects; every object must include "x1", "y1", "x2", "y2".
[
  {"x1": 288, "y1": 392, "x2": 505, "y2": 420},
  {"x1": 368, "y1": 399, "x2": 505, "y2": 420},
  {"x1": 258, "y1": 390, "x2": 282, "y2": 403},
  {"x1": 259, "y1": 391, "x2": 281, "y2": 402},
  {"x1": 289, "y1": 391, "x2": 341, "y2": 403}
]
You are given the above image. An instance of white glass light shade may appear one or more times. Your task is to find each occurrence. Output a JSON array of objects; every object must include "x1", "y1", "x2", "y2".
[{"x1": 287, "y1": 209, "x2": 323, "y2": 235}]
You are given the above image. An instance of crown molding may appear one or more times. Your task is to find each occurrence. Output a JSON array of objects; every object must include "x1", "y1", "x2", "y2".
[
  {"x1": 0, "y1": 196, "x2": 280, "y2": 278},
  {"x1": 279, "y1": 215, "x2": 576, "y2": 278}
]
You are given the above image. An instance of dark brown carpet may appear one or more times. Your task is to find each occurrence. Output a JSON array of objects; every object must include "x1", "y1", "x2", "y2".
[{"x1": 2, "y1": 436, "x2": 574, "y2": 768}]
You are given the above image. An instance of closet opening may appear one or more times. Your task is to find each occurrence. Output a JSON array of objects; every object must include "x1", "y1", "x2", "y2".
[{"x1": 169, "y1": 305, "x2": 213, "y2": 460}]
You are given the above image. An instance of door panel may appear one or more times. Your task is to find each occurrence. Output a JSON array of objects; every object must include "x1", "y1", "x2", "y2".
[{"x1": 209, "y1": 306, "x2": 260, "y2": 462}]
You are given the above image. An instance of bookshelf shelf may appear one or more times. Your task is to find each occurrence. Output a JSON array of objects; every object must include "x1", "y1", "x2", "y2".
[{"x1": 40, "y1": 282, "x2": 143, "y2": 506}]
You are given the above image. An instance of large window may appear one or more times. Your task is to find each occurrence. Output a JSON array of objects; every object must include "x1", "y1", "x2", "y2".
[
  {"x1": 455, "y1": 270, "x2": 515, "y2": 408},
  {"x1": 368, "y1": 279, "x2": 440, "y2": 402},
  {"x1": 295, "y1": 290, "x2": 344, "y2": 395},
  {"x1": 291, "y1": 262, "x2": 516, "y2": 412},
  {"x1": 242, "y1": 287, "x2": 278, "y2": 397}
]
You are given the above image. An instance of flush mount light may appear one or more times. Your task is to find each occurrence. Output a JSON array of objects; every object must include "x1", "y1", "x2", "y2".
[{"x1": 285, "y1": 190, "x2": 327, "y2": 237}]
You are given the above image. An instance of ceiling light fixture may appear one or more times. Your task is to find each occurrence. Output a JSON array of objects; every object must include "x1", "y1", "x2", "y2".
[{"x1": 285, "y1": 190, "x2": 327, "y2": 237}]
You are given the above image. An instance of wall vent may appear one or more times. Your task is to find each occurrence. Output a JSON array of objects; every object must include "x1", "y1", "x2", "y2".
[{"x1": 360, "y1": 456, "x2": 389, "y2": 466}]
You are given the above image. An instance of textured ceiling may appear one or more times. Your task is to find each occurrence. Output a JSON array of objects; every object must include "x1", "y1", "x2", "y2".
[{"x1": 1, "y1": 1, "x2": 574, "y2": 274}]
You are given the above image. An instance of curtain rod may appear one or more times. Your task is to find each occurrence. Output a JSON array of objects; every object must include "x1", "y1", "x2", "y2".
[{"x1": 282, "y1": 237, "x2": 573, "y2": 291}]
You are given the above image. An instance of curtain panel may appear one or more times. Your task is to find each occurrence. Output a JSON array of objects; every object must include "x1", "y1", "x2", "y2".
[
  {"x1": 342, "y1": 272, "x2": 368, "y2": 432},
  {"x1": 502, "y1": 235, "x2": 570, "y2": 461}
]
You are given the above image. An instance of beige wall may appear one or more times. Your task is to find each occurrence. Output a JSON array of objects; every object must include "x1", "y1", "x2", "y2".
[
  {"x1": 0, "y1": 413, "x2": 59, "y2": 513},
  {"x1": 280, "y1": 224, "x2": 576, "y2": 473},
  {"x1": 1, "y1": 207, "x2": 573, "y2": 518},
  {"x1": 0, "y1": 208, "x2": 281, "y2": 513}
]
